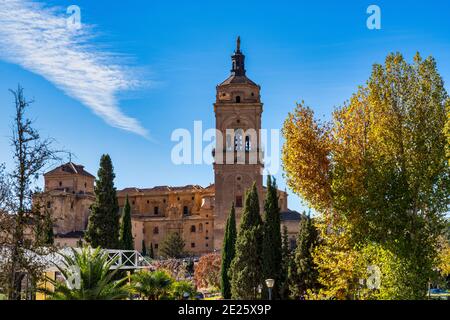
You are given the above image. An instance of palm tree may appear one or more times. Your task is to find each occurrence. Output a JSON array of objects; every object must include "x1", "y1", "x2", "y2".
[
  {"x1": 40, "y1": 245, "x2": 128, "y2": 300},
  {"x1": 129, "y1": 270, "x2": 173, "y2": 300}
]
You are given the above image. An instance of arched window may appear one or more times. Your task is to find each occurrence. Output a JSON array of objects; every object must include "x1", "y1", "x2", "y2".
[
  {"x1": 198, "y1": 223, "x2": 203, "y2": 233},
  {"x1": 235, "y1": 96, "x2": 241, "y2": 103},
  {"x1": 235, "y1": 196, "x2": 243, "y2": 208},
  {"x1": 183, "y1": 206, "x2": 189, "y2": 215},
  {"x1": 234, "y1": 129, "x2": 243, "y2": 151},
  {"x1": 190, "y1": 225, "x2": 196, "y2": 233},
  {"x1": 245, "y1": 135, "x2": 251, "y2": 151},
  {"x1": 290, "y1": 238, "x2": 296, "y2": 250},
  {"x1": 153, "y1": 227, "x2": 159, "y2": 235},
  {"x1": 226, "y1": 133, "x2": 233, "y2": 151}
]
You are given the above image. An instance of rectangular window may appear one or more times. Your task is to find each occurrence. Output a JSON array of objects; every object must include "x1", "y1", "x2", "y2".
[
  {"x1": 154, "y1": 206, "x2": 159, "y2": 215},
  {"x1": 235, "y1": 196, "x2": 243, "y2": 208},
  {"x1": 191, "y1": 242, "x2": 195, "y2": 248},
  {"x1": 154, "y1": 244, "x2": 158, "y2": 249}
]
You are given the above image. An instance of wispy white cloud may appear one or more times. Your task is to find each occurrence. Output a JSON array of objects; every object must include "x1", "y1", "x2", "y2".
[{"x1": 0, "y1": 0, "x2": 148, "y2": 137}]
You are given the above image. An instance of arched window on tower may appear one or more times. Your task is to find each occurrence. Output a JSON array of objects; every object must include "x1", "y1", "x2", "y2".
[
  {"x1": 235, "y1": 195, "x2": 243, "y2": 208},
  {"x1": 245, "y1": 135, "x2": 251, "y2": 151},
  {"x1": 234, "y1": 129, "x2": 243, "y2": 151},
  {"x1": 190, "y1": 225, "x2": 196, "y2": 233},
  {"x1": 226, "y1": 133, "x2": 233, "y2": 151}
]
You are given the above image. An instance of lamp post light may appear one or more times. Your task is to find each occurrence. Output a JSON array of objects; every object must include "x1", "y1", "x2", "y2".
[{"x1": 265, "y1": 279, "x2": 275, "y2": 300}]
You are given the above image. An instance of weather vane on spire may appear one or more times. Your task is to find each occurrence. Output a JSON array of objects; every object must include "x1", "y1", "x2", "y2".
[{"x1": 236, "y1": 36, "x2": 241, "y2": 52}]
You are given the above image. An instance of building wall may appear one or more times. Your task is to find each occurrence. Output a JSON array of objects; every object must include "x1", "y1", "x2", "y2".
[
  {"x1": 213, "y1": 86, "x2": 264, "y2": 250},
  {"x1": 37, "y1": 164, "x2": 297, "y2": 254},
  {"x1": 35, "y1": 191, "x2": 94, "y2": 235},
  {"x1": 45, "y1": 174, "x2": 94, "y2": 194},
  {"x1": 281, "y1": 220, "x2": 301, "y2": 250},
  {"x1": 117, "y1": 187, "x2": 215, "y2": 256}
]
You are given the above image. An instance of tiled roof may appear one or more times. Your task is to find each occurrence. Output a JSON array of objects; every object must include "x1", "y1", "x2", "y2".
[
  {"x1": 44, "y1": 162, "x2": 95, "y2": 178},
  {"x1": 219, "y1": 75, "x2": 258, "y2": 87},
  {"x1": 280, "y1": 209, "x2": 304, "y2": 221},
  {"x1": 118, "y1": 184, "x2": 207, "y2": 194}
]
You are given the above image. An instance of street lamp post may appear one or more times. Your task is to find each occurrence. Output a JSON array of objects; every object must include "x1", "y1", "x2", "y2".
[{"x1": 265, "y1": 279, "x2": 275, "y2": 300}]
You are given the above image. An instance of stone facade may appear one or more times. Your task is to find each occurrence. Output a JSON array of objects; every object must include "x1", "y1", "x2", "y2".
[
  {"x1": 117, "y1": 185, "x2": 215, "y2": 256},
  {"x1": 36, "y1": 38, "x2": 302, "y2": 254},
  {"x1": 34, "y1": 162, "x2": 95, "y2": 247},
  {"x1": 213, "y1": 37, "x2": 265, "y2": 250}
]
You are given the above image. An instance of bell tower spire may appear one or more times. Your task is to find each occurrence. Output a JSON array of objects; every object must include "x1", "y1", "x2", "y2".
[
  {"x1": 213, "y1": 38, "x2": 263, "y2": 250},
  {"x1": 231, "y1": 36, "x2": 246, "y2": 76}
]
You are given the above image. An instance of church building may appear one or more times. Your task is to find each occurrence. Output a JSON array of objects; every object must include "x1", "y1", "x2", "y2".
[{"x1": 36, "y1": 38, "x2": 302, "y2": 254}]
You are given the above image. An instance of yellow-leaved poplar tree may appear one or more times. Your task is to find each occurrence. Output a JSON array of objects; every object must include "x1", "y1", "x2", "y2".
[{"x1": 282, "y1": 53, "x2": 450, "y2": 299}]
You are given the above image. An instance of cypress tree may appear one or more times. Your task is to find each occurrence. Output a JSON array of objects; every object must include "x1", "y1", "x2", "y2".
[
  {"x1": 280, "y1": 225, "x2": 291, "y2": 299},
  {"x1": 221, "y1": 203, "x2": 237, "y2": 299},
  {"x1": 149, "y1": 242, "x2": 154, "y2": 259},
  {"x1": 85, "y1": 154, "x2": 120, "y2": 249},
  {"x1": 141, "y1": 240, "x2": 147, "y2": 256},
  {"x1": 262, "y1": 176, "x2": 282, "y2": 298},
  {"x1": 289, "y1": 213, "x2": 319, "y2": 299},
  {"x1": 230, "y1": 183, "x2": 263, "y2": 299},
  {"x1": 282, "y1": 225, "x2": 290, "y2": 263},
  {"x1": 119, "y1": 195, "x2": 134, "y2": 250}
]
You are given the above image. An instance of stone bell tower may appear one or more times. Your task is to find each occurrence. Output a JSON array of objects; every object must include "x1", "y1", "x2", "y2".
[{"x1": 213, "y1": 37, "x2": 264, "y2": 250}]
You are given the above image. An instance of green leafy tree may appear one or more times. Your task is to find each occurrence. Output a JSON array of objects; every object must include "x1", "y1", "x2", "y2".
[
  {"x1": 230, "y1": 183, "x2": 263, "y2": 299},
  {"x1": 262, "y1": 176, "x2": 282, "y2": 299},
  {"x1": 221, "y1": 203, "x2": 237, "y2": 299},
  {"x1": 282, "y1": 53, "x2": 450, "y2": 299},
  {"x1": 289, "y1": 214, "x2": 319, "y2": 299},
  {"x1": 159, "y1": 232, "x2": 185, "y2": 259},
  {"x1": 119, "y1": 195, "x2": 134, "y2": 250},
  {"x1": 40, "y1": 246, "x2": 128, "y2": 300},
  {"x1": 85, "y1": 154, "x2": 120, "y2": 249}
]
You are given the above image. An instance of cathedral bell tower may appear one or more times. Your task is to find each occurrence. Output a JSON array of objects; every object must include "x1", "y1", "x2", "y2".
[{"x1": 213, "y1": 37, "x2": 264, "y2": 250}]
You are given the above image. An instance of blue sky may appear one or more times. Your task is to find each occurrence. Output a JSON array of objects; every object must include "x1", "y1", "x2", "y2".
[{"x1": 0, "y1": 0, "x2": 449, "y2": 213}]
